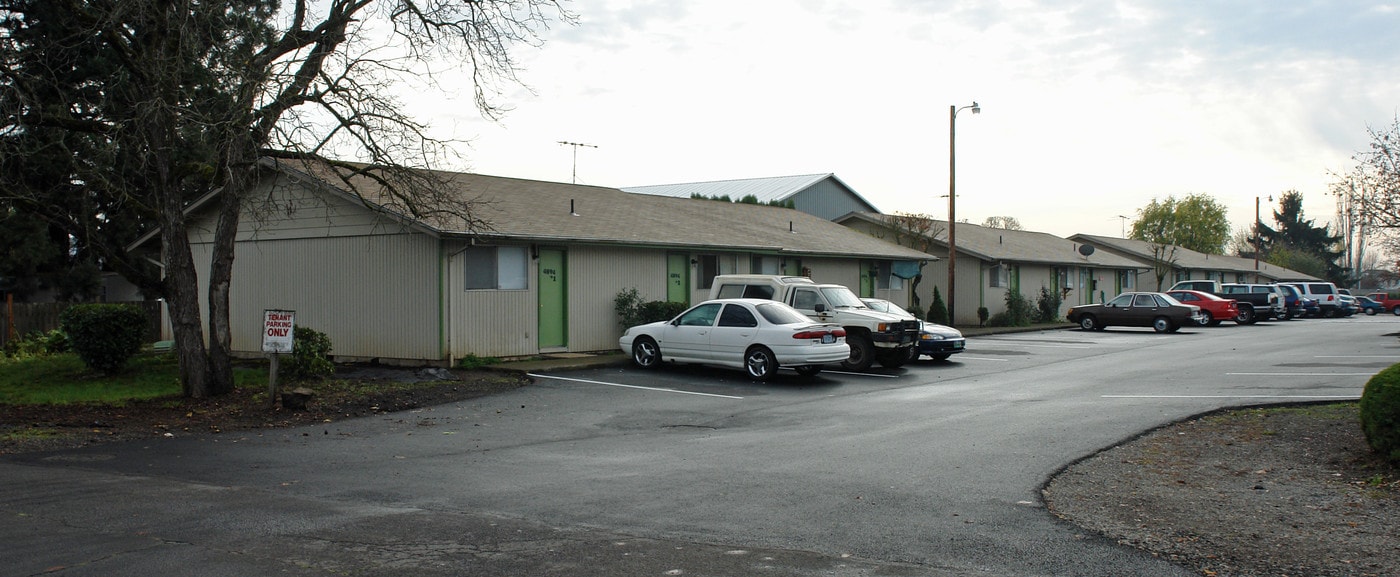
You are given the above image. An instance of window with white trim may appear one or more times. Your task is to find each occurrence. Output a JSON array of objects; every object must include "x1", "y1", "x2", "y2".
[
  {"x1": 464, "y1": 246, "x2": 528, "y2": 290},
  {"x1": 989, "y1": 264, "x2": 1009, "y2": 288}
]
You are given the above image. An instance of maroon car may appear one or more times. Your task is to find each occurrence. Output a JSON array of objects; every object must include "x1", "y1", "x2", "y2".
[{"x1": 1165, "y1": 290, "x2": 1241, "y2": 326}]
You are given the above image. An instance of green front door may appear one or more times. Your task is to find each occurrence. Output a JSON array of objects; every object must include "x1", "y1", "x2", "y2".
[
  {"x1": 859, "y1": 262, "x2": 875, "y2": 297},
  {"x1": 667, "y1": 253, "x2": 689, "y2": 304},
  {"x1": 538, "y1": 248, "x2": 567, "y2": 349}
]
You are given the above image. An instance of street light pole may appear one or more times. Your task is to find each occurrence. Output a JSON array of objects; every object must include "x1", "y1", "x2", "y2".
[{"x1": 948, "y1": 101, "x2": 979, "y2": 327}]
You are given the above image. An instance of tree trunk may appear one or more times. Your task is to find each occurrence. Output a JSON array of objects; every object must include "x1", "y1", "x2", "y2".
[
  {"x1": 204, "y1": 158, "x2": 251, "y2": 397},
  {"x1": 160, "y1": 198, "x2": 213, "y2": 398}
]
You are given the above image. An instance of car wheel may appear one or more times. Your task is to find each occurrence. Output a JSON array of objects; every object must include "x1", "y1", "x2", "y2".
[
  {"x1": 907, "y1": 346, "x2": 921, "y2": 362},
  {"x1": 878, "y1": 349, "x2": 909, "y2": 369},
  {"x1": 1393, "y1": 306, "x2": 1400, "y2": 316},
  {"x1": 840, "y1": 335, "x2": 876, "y2": 371},
  {"x1": 745, "y1": 346, "x2": 777, "y2": 381},
  {"x1": 631, "y1": 337, "x2": 660, "y2": 369},
  {"x1": 1078, "y1": 315, "x2": 1098, "y2": 331},
  {"x1": 932, "y1": 353, "x2": 952, "y2": 362},
  {"x1": 1152, "y1": 316, "x2": 1173, "y2": 333},
  {"x1": 1323, "y1": 307, "x2": 1336, "y2": 318},
  {"x1": 1197, "y1": 310, "x2": 1213, "y2": 326},
  {"x1": 794, "y1": 365, "x2": 822, "y2": 377},
  {"x1": 1235, "y1": 306, "x2": 1257, "y2": 325}
]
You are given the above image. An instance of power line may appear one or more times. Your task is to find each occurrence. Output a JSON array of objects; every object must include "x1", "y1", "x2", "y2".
[{"x1": 557, "y1": 141, "x2": 597, "y2": 184}]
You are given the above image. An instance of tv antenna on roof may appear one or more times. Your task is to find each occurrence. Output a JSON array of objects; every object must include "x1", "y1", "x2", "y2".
[{"x1": 557, "y1": 141, "x2": 597, "y2": 184}]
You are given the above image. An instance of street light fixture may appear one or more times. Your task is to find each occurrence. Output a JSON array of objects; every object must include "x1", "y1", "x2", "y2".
[{"x1": 948, "y1": 101, "x2": 980, "y2": 327}]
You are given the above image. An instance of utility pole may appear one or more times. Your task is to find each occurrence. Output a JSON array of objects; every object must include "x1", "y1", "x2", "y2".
[{"x1": 557, "y1": 141, "x2": 597, "y2": 184}]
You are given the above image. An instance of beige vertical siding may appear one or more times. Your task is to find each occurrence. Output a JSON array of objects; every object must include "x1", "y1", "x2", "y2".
[
  {"x1": 194, "y1": 233, "x2": 442, "y2": 361},
  {"x1": 447, "y1": 244, "x2": 670, "y2": 358},
  {"x1": 568, "y1": 246, "x2": 670, "y2": 352}
]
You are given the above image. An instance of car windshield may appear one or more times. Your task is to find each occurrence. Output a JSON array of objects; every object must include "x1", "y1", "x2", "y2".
[
  {"x1": 864, "y1": 299, "x2": 912, "y2": 318},
  {"x1": 756, "y1": 302, "x2": 812, "y2": 325},
  {"x1": 820, "y1": 286, "x2": 866, "y2": 309}
]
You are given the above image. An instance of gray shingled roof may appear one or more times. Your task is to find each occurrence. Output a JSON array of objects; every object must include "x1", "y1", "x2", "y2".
[
  {"x1": 838, "y1": 213, "x2": 1145, "y2": 270},
  {"x1": 279, "y1": 160, "x2": 932, "y2": 261},
  {"x1": 1069, "y1": 234, "x2": 1320, "y2": 280}
]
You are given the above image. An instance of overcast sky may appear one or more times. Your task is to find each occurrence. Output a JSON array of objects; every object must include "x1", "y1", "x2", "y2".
[{"x1": 399, "y1": 0, "x2": 1400, "y2": 241}]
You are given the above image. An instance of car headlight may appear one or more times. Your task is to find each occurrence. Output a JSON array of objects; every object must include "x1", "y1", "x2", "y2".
[{"x1": 921, "y1": 334, "x2": 942, "y2": 341}]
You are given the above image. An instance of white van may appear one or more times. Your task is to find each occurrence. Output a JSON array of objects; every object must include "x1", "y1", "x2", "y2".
[{"x1": 1288, "y1": 281, "x2": 1344, "y2": 317}]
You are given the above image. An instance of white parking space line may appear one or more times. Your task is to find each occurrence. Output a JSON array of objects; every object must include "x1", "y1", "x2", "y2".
[
  {"x1": 527, "y1": 373, "x2": 745, "y2": 399},
  {"x1": 819, "y1": 369, "x2": 901, "y2": 378},
  {"x1": 1104, "y1": 394, "x2": 1361, "y2": 399},
  {"x1": 951, "y1": 356, "x2": 1009, "y2": 362},
  {"x1": 970, "y1": 340, "x2": 1095, "y2": 349},
  {"x1": 1314, "y1": 355, "x2": 1397, "y2": 359},
  {"x1": 1226, "y1": 375, "x2": 1377, "y2": 378}
]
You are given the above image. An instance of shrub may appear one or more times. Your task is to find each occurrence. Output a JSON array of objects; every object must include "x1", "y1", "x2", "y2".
[
  {"x1": 283, "y1": 326, "x2": 334, "y2": 382},
  {"x1": 1360, "y1": 363, "x2": 1400, "y2": 464},
  {"x1": 3, "y1": 329, "x2": 69, "y2": 359},
  {"x1": 926, "y1": 287, "x2": 949, "y2": 324},
  {"x1": 58, "y1": 303, "x2": 146, "y2": 373},
  {"x1": 977, "y1": 307, "x2": 990, "y2": 326},
  {"x1": 638, "y1": 300, "x2": 688, "y2": 324},
  {"x1": 615, "y1": 288, "x2": 688, "y2": 327},
  {"x1": 614, "y1": 288, "x2": 645, "y2": 328},
  {"x1": 906, "y1": 305, "x2": 925, "y2": 320},
  {"x1": 987, "y1": 291, "x2": 1033, "y2": 327},
  {"x1": 1035, "y1": 286, "x2": 1063, "y2": 323}
]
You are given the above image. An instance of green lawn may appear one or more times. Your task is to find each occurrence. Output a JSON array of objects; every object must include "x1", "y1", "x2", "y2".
[{"x1": 0, "y1": 353, "x2": 267, "y2": 405}]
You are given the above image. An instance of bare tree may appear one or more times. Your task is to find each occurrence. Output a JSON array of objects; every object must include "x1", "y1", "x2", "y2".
[
  {"x1": 981, "y1": 216, "x2": 1023, "y2": 230},
  {"x1": 1, "y1": 0, "x2": 571, "y2": 397},
  {"x1": 1346, "y1": 116, "x2": 1400, "y2": 230}
]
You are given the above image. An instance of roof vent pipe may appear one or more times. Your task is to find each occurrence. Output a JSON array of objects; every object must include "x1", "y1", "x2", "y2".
[
  {"x1": 570, "y1": 199, "x2": 579, "y2": 217},
  {"x1": 789, "y1": 221, "x2": 794, "y2": 233}
]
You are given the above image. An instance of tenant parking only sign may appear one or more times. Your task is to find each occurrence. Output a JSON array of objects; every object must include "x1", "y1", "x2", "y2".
[{"x1": 262, "y1": 310, "x2": 295, "y2": 353}]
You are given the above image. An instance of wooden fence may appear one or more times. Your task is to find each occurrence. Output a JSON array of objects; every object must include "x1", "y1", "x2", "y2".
[{"x1": 1, "y1": 299, "x2": 164, "y2": 349}]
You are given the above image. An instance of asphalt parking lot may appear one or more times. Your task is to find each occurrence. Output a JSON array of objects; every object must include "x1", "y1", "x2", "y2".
[{"x1": 4, "y1": 316, "x2": 1393, "y2": 576}]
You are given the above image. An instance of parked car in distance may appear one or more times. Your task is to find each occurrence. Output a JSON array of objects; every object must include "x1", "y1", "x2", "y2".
[
  {"x1": 1366, "y1": 292, "x2": 1400, "y2": 315},
  {"x1": 619, "y1": 298, "x2": 850, "y2": 381},
  {"x1": 1220, "y1": 283, "x2": 1289, "y2": 320},
  {"x1": 1166, "y1": 280, "x2": 1275, "y2": 323},
  {"x1": 1337, "y1": 289, "x2": 1360, "y2": 316},
  {"x1": 1355, "y1": 296, "x2": 1385, "y2": 315},
  {"x1": 1288, "y1": 282, "x2": 1345, "y2": 317},
  {"x1": 1273, "y1": 284, "x2": 1307, "y2": 319},
  {"x1": 1067, "y1": 292, "x2": 1203, "y2": 333},
  {"x1": 861, "y1": 298, "x2": 966, "y2": 362},
  {"x1": 1164, "y1": 290, "x2": 1240, "y2": 326}
]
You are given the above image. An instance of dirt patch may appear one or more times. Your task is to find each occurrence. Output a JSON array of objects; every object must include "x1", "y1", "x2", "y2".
[
  {"x1": 1045, "y1": 403, "x2": 1400, "y2": 577},
  {"x1": 0, "y1": 365, "x2": 528, "y2": 455}
]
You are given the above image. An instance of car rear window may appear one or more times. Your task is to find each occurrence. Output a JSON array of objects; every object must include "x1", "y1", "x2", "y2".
[
  {"x1": 756, "y1": 303, "x2": 811, "y2": 325},
  {"x1": 1308, "y1": 284, "x2": 1335, "y2": 294}
]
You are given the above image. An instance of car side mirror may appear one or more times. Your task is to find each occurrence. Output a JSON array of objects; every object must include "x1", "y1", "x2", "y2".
[{"x1": 814, "y1": 303, "x2": 827, "y2": 313}]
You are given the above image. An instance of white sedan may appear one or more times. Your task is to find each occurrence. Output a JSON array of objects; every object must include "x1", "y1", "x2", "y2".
[{"x1": 619, "y1": 298, "x2": 850, "y2": 381}]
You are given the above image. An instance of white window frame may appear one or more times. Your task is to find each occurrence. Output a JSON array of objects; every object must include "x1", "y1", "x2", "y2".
[{"x1": 464, "y1": 246, "x2": 528, "y2": 290}]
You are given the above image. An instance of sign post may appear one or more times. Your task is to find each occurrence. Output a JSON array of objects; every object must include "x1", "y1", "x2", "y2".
[{"x1": 262, "y1": 310, "x2": 295, "y2": 408}]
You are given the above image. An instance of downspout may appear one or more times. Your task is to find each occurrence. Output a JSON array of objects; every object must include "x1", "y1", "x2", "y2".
[{"x1": 440, "y1": 238, "x2": 450, "y2": 366}]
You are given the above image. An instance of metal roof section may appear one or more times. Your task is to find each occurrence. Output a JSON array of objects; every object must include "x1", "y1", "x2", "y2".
[
  {"x1": 622, "y1": 173, "x2": 881, "y2": 212},
  {"x1": 837, "y1": 213, "x2": 1145, "y2": 270}
]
